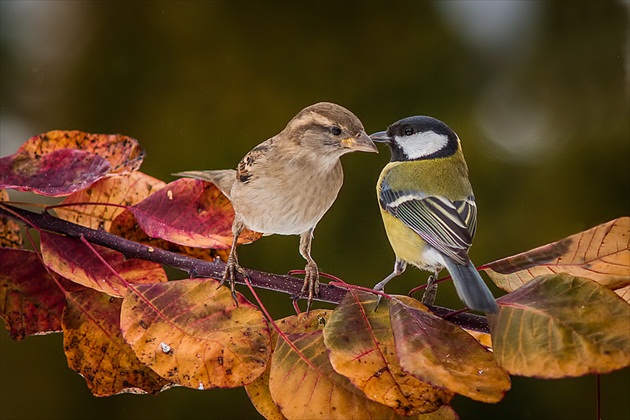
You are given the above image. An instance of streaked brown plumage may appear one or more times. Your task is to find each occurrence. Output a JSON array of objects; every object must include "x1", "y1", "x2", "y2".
[{"x1": 175, "y1": 102, "x2": 377, "y2": 309}]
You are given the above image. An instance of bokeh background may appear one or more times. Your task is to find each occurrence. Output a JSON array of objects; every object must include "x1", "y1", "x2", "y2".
[{"x1": 1, "y1": 1, "x2": 628, "y2": 419}]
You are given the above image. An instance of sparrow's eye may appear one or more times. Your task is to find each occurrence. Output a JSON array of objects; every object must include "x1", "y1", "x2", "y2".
[
  {"x1": 404, "y1": 127, "x2": 415, "y2": 136},
  {"x1": 330, "y1": 126, "x2": 342, "y2": 136}
]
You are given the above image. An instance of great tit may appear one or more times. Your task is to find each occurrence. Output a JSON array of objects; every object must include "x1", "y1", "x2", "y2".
[
  {"x1": 175, "y1": 102, "x2": 377, "y2": 309},
  {"x1": 371, "y1": 116, "x2": 498, "y2": 313}
]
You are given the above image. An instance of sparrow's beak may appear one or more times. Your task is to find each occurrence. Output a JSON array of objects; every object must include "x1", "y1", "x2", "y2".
[
  {"x1": 369, "y1": 131, "x2": 393, "y2": 143},
  {"x1": 341, "y1": 131, "x2": 378, "y2": 153}
]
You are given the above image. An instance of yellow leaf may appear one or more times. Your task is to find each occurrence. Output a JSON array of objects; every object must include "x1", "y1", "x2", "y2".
[
  {"x1": 482, "y1": 218, "x2": 630, "y2": 294},
  {"x1": 489, "y1": 273, "x2": 630, "y2": 378}
]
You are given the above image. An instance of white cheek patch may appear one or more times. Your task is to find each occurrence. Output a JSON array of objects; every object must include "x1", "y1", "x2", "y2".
[{"x1": 396, "y1": 131, "x2": 449, "y2": 159}]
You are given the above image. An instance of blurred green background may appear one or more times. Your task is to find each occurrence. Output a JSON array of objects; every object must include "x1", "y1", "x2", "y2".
[{"x1": 1, "y1": 1, "x2": 628, "y2": 419}]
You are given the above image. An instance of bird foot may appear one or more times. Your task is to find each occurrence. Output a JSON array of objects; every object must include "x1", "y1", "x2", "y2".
[
  {"x1": 219, "y1": 256, "x2": 248, "y2": 306},
  {"x1": 299, "y1": 262, "x2": 320, "y2": 313},
  {"x1": 421, "y1": 275, "x2": 438, "y2": 306}
]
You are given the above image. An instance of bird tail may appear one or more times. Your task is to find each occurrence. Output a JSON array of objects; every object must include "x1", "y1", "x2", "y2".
[
  {"x1": 172, "y1": 170, "x2": 236, "y2": 200},
  {"x1": 443, "y1": 258, "x2": 498, "y2": 313}
]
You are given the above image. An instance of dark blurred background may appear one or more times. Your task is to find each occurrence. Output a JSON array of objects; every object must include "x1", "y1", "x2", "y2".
[{"x1": 1, "y1": 1, "x2": 628, "y2": 419}]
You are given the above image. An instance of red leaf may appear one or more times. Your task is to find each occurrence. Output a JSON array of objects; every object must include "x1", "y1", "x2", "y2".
[
  {"x1": 0, "y1": 149, "x2": 111, "y2": 196},
  {"x1": 40, "y1": 232, "x2": 167, "y2": 297},
  {"x1": 0, "y1": 248, "x2": 73, "y2": 340},
  {"x1": 0, "y1": 190, "x2": 23, "y2": 248},
  {"x1": 130, "y1": 178, "x2": 261, "y2": 249}
]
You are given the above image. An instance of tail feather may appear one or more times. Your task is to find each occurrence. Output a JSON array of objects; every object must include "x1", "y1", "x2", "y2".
[
  {"x1": 173, "y1": 170, "x2": 236, "y2": 200},
  {"x1": 443, "y1": 258, "x2": 498, "y2": 313}
]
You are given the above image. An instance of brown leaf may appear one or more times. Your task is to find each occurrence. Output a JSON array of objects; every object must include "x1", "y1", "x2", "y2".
[
  {"x1": 130, "y1": 178, "x2": 261, "y2": 249},
  {"x1": 120, "y1": 278, "x2": 271, "y2": 389},
  {"x1": 63, "y1": 288, "x2": 171, "y2": 396},
  {"x1": 269, "y1": 310, "x2": 406, "y2": 420},
  {"x1": 40, "y1": 231, "x2": 167, "y2": 297},
  {"x1": 0, "y1": 148, "x2": 112, "y2": 196},
  {"x1": 482, "y1": 218, "x2": 630, "y2": 293},
  {"x1": 0, "y1": 249, "x2": 69, "y2": 340},
  {"x1": 56, "y1": 171, "x2": 166, "y2": 231},
  {"x1": 389, "y1": 296, "x2": 510, "y2": 403},
  {"x1": 489, "y1": 273, "x2": 630, "y2": 378},
  {"x1": 110, "y1": 209, "x2": 229, "y2": 262},
  {"x1": 0, "y1": 190, "x2": 22, "y2": 249},
  {"x1": 323, "y1": 290, "x2": 455, "y2": 415},
  {"x1": 14, "y1": 130, "x2": 144, "y2": 174}
]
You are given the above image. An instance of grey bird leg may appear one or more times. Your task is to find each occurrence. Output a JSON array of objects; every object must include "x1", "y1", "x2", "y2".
[
  {"x1": 298, "y1": 228, "x2": 319, "y2": 312},
  {"x1": 221, "y1": 217, "x2": 248, "y2": 304},
  {"x1": 421, "y1": 267, "x2": 441, "y2": 306},
  {"x1": 373, "y1": 259, "x2": 407, "y2": 309}
]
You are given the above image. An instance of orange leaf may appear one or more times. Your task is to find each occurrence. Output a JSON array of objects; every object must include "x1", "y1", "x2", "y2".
[
  {"x1": 269, "y1": 310, "x2": 407, "y2": 419},
  {"x1": 63, "y1": 289, "x2": 172, "y2": 396},
  {"x1": 56, "y1": 171, "x2": 166, "y2": 231},
  {"x1": 489, "y1": 273, "x2": 630, "y2": 378},
  {"x1": 130, "y1": 178, "x2": 261, "y2": 249},
  {"x1": 0, "y1": 190, "x2": 22, "y2": 249},
  {"x1": 15, "y1": 130, "x2": 144, "y2": 174},
  {"x1": 245, "y1": 330, "x2": 287, "y2": 420},
  {"x1": 323, "y1": 290, "x2": 456, "y2": 415},
  {"x1": 389, "y1": 296, "x2": 510, "y2": 403},
  {"x1": 482, "y1": 218, "x2": 630, "y2": 294},
  {"x1": 120, "y1": 278, "x2": 271, "y2": 389},
  {"x1": 0, "y1": 249, "x2": 70, "y2": 340},
  {"x1": 40, "y1": 232, "x2": 167, "y2": 297}
]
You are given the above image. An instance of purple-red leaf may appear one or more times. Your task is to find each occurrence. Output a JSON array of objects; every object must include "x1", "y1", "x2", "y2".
[
  {"x1": 130, "y1": 178, "x2": 261, "y2": 249},
  {"x1": 0, "y1": 248, "x2": 74, "y2": 340},
  {"x1": 40, "y1": 231, "x2": 167, "y2": 297},
  {"x1": 0, "y1": 149, "x2": 111, "y2": 196}
]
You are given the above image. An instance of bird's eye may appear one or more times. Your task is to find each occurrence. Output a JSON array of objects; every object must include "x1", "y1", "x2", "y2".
[
  {"x1": 404, "y1": 127, "x2": 415, "y2": 136},
  {"x1": 330, "y1": 126, "x2": 342, "y2": 136}
]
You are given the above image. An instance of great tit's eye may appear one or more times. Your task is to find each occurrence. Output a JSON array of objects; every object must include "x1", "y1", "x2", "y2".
[
  {"x1": 404, "y1": 127, "x2": 414, "y2": 136},
  {"x1": 330, "y1": 126, "x2": 342, "y2": 136}
]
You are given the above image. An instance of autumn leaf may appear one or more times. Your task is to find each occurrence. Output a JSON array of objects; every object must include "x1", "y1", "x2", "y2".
[
  {"x1": 40, "y1": 232, "x2": 167, "y2": 297},
  {"x1": 389, "y1": 296, "x2": 510, "y2": 403},
  {"x1": 323, "y1": 290, "x2": 456, "y2": 415},
  {"x1": 129, "y1": 178, "x2": 261, "y2": 249},
  {"x1": 56, "y1": 171, "x2": 166, "y2": 231},
  {"x1": 269, "y1": 310, "x2": 409, "y2": 420},
  {"x1": 63, "y1": 288, "x2": 171, "y2": 396},
  {"x1": 13, "y1": 130, "x2": 144, "y2": 174},
  {"x1": 0, "y1": 190, "x2": 22, "y2": 249},
  {"x1": 110, "y1": 209, "x2": 229, "y2": 262},
  {"x1": 481, "y1": 218, "x2": 630, "y2": 294},
  {"x1": 0, "y1": 149, "x2": 112, "y2": 196},
  {"x1": 120, "y1": 278, "x2": 271, "y2": 389},
  {"x1": 0, "y1": 248, "x2": 75, "y2": 340},
  {"x1": 245, "y1": 330, "x2": 287, "y2": 420},
  {"x1": 488, "y1": 273, "x2": 630, "y2": 378},
  {"x1": 0, "y1": 130, "x2": 145, "y2": 196}
]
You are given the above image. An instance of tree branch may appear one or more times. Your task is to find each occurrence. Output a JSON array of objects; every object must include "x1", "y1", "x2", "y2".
[{"x1": 0, "y1": 203, "x2": 489, "y2": 333}]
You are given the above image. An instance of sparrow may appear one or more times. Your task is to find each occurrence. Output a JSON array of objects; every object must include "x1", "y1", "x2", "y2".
[
  {"x1": 176, "y1": 102, "x2": 377, "y2": 310},
  {"x1": 371, "y1": 115, "x2": 498, "y2": 313}
]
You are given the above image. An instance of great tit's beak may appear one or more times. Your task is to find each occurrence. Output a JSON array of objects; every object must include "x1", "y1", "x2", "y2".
[
  {"x1": 369, "y1": 131, "x2": 393, "y2": 143},
  {"x1": 341, "y1": 130, "x2": 378, "y2": 153}
]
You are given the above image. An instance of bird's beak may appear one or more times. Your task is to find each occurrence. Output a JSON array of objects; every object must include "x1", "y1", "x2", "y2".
[
  {"x1": 341, "y1": 131, "x2": 378, "y2": 153},
  {"x1": 369, "y1": 130, "x2": 393, "y2": 143}
]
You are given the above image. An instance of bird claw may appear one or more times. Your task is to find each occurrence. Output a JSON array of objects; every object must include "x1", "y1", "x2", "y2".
[
  {"x1": 421, "y1": 275, "x2": 438, "y2": 306},
  {"x1": 219, "y1": 256, "x2": 247, "y2": 307},
  {"x1": 299, "y1": 262, "x2": 320, "y2": 313}
]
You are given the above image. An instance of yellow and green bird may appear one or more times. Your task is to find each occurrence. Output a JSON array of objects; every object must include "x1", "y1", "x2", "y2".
[{"x1": 371, "y1": 116, "x2": 498, "y2": 313}]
